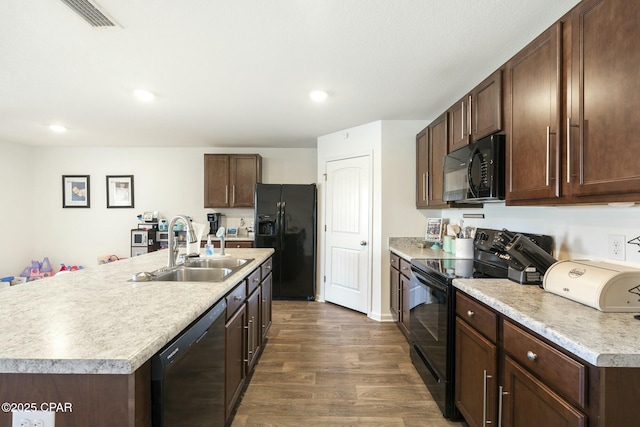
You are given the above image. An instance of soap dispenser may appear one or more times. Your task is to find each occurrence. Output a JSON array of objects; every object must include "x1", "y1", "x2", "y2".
[{"x1": 205, "y1": 236, "x2": 214, "y2": 256}]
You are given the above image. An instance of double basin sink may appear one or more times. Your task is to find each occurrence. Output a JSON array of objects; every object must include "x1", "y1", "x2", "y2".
[{"x1": 132, "y1": 257, "x2": 253, "y2": 283}]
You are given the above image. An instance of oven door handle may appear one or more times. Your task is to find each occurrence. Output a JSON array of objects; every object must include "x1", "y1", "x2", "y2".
[{"x1": 410, "y1": 269, "x2": 448, "y2": 293}]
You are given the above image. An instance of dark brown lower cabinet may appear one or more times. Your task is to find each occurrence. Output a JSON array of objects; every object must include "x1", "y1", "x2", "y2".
[
  {"x1": 502, "y1": 356, "x2": 585, "y2": 427},
  {"x1": 225, "y1": 303, "x2": 246, "y2": 421},
  {"x1": 455, "y1": 291, "x2": 640, "y2": 427},
  {"x1": 455, "y1": 318, "x2": 497, "y2": 427},
  {"x1": 261, "y1": 272, "x2": 272, "y2": 339},
  {"x1": 389, "y1": 252, "x2": 411, "y2": 338},
  {"x1": 246, "y1": 286, "x2": 261, "y2": 372}
]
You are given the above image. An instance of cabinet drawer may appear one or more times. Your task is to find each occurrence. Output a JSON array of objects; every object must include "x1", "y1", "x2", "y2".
[
  {"x1": 503, "y1": 320, "x2": 586, "y2": 406},
  {"x1": 261, "y1": 257, "x2": 272, "y2": 279},
  {"x1": 399, "y1": 258, "x2": 412, "y2": 278},
  {"x1": 456, "y1": 293, "x2": 497, "y2": 343},
  {"x1": 390, "y1": 253, "x2": 400, "y2": 270},
  {"x1": 247, "y1": 268, "x2": 262, "y2": 295},
  {"x1": 228, "y1": 241, "x2": 253, "y2": 248},
  {"x1": 226, "y1": 281, "x2": 247, "y2": 319}
]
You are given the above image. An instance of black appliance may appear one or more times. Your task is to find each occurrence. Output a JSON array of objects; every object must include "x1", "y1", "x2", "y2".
[
  {"x1": 409, "y1": 228, "x2": 553, "y2": 419},
  {"x1": 207, "y1": 212, "x2": 222, "y2": 235},
  {"x1": 443, "y1": 134, "x2": 505, "y2": 203},
  {"x1": 254, "y1": 183, "x2": 317, "y2": 299},
  {"x1": 151, "y1": 299, "x2": 227, "y2": 427}
]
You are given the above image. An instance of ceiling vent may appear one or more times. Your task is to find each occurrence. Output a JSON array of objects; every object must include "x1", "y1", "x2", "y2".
[{"x1": 59, "y1": 0, "x2": 119, "y2": 27}]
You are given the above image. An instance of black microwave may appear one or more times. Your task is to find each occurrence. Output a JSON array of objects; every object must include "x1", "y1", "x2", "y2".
[{"x1": 442, "y1": 134, "x2": 505, "y2": 203}]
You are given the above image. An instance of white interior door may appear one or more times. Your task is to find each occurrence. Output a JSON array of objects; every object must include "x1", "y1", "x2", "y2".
[{"x1": 324, "y1": 155, "x2": 371, "y2": 314}]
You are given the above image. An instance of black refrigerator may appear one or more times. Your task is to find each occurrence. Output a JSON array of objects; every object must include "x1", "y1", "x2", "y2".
[{"x1": 254, "y1": 183, "x2": 316, "y2": 299}]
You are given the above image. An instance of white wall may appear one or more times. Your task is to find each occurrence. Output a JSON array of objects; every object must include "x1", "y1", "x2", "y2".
[
  {"x1": 317, "y1": 120, "x2": 429, "y2": 320},
  {"x1": 0, "y1": 141, "x2": 35, "y2": 277},
  {"x1": 0, "y1": 145, "x2": 316, "y2": 277}
]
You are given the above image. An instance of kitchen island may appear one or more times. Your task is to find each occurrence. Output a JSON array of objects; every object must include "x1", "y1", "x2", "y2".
[{"x1": 0, "y1": 247, "x2": 273, "y2": 426}]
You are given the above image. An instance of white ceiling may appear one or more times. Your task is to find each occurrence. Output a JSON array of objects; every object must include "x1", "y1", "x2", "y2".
[{"x1": 0, "y1": 0, "x2": 581, "y2": 148}]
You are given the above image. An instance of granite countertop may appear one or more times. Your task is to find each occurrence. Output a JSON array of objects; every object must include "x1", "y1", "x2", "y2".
[
  {"x1": 0, "y1": 247, "x2": 273, "y2": 375},
  {"x1": 389, "y1": 237, "x2": 458, "y2": 261},
  {"x1": 453, "y1": 278, "x2": 640, "y2": 368}
]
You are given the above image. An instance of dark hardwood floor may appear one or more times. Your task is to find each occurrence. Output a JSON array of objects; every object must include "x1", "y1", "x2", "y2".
[{"x1": 231, "y1": 300, "x2": 464, "y2": 427}]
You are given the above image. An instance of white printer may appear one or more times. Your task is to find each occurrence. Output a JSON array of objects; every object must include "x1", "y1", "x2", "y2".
[{"x1": 543, "y1": 260, "x2": 640, "y2": 312}]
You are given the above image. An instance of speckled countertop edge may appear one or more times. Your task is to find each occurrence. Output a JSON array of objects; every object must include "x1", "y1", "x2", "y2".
[{"x1": 0, "y1": 248, "x2": 273, "y2": 375}]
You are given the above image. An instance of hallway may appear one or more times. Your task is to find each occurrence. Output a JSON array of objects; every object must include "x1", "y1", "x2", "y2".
[{"x1": 231, "y1": 300, "x2": 464, "y2": 427}]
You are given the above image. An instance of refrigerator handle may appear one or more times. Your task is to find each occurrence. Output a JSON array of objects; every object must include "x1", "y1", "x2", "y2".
[
  {"x1": 275, "y1": 202, "x2": 281, "y2": 248},
  {"x1": 279, "y1": 201, "x2": 286, "y2": 249}
]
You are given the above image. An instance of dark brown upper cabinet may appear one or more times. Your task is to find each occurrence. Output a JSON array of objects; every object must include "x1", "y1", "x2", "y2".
[
  {"x1": 416, "y1": 112, "x2": 449, "y2": 208},
  {"x1": 204, "y1": 154, "x2": 262, "y2": 208},
  {"x1": 567, "y1": 0, "x2": 640, "y2": 199},
  {"x1": 505, "y1": 23, "x2": 562, "y2": 203},
  {"x1": 448, "y1": 69, "x2": 503, "y2": 153}
]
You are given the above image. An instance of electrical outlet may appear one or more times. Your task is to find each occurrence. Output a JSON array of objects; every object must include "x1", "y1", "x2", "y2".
[
  {"x1": 11, "y1": 411, "x2": 55, "y2": 427},
  {"x1": 608, "y1": 234, "x2": 626, "y2": 261}
]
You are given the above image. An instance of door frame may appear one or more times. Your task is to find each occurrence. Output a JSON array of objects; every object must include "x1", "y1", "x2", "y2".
[{"x1": 317, "y1": 151, "x2": 374, "y2": 316}]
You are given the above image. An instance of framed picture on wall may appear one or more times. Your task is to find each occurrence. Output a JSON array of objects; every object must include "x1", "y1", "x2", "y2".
[
  {"x1": 106, "y1": 175, "x2": 134, "y2": 208},
  {"x1": 62, "y1": 175, "x2": 90, "y2": 208}
]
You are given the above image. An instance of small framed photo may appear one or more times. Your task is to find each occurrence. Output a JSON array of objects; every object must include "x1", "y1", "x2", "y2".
[
  {"x1": 62, "y1": 175, "x2": 90, "y2": 208},
  {"x1": 425, "y1": 218, "x2": 444, "y2": 243},
  {"x1": 106, "y1": 175, "x2": 134, "y2": 208}
]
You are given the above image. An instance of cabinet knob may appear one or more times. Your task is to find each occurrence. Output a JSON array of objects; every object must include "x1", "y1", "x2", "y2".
[
  {"x1": 467, "y1": 310, "x2": 475, "y2": 317},
  {"x1": 233, "y1": 295, "x2": 243, "y2": 301},
  {"x1": 527, "y1": 350, "x2": 538, "y2": 361}
]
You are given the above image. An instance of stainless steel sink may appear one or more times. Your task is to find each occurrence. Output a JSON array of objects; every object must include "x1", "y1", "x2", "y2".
[
  {"x1": 185, "y1": 257, "x2": 253, "y2": 269},
  {"x1": 130, "y1": 257, "x2": 254, "y2": 283},
  {"x1": 154, "y1": 266, "x2": 233, "y2": 282}
]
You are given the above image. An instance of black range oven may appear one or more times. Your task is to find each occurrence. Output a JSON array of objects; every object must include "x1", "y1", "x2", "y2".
[
  {"x1": 408, "y1": 227, "x2": 554, "y2": 420},
  {"x1": 409, "y1": 258, "x2": 507, "y2": 420}
]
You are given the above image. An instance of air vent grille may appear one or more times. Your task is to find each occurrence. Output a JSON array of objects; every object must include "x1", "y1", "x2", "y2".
[{"x1": 59, "y1": 0, "x2": 118, "y2": 27}]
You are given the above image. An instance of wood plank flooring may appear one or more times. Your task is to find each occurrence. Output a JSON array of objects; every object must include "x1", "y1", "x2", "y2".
[{"x1": 231, "y1": 300, "x2": 464, "y2": 427}]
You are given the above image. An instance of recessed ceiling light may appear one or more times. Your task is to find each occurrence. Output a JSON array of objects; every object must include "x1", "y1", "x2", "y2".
[
  {"x1": 309, "y1": 90, "x2": 329, "y2": 103},
  {"x1": 133, "y1": 89, "x2": 155, "y2": 102},
  {"x1": 49, "y1": 124, "x2": 67, "y2": 133}
]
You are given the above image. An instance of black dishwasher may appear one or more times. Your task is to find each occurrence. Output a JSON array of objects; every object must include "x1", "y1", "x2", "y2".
[{"x1": 151, "y1": 298, "x2": 227, "y2": 427}]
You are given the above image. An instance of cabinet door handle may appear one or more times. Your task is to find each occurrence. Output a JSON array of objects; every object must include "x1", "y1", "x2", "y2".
[
  {"x1": 498, "y1": 385, "x2": 509, "y2": 427},
  {"x1": 468, "y1": 94, "x2": 472, "y2": 137},
  {"x1": 546, "y1": 126, "x2": 551, "y2": 186},
  {"x1": 483, "y1": 370, "x2": 493, "y2": 427},
  {"x1": 527, "y1": 350, "x2": 538, "y2": 361},
  {"x1": 566, "y1": 117, "x2": 571, "y2": 183},
  {"x1": 467, "y1": 310, "x2": 475, "y2": 317},
  {"x1": 225, "y1": 185, "x2": 229, "y2": 204},
  {"x1": 461, "y1": 101, "x2": 466, "y2": 139},
  {"x1": 422, "y1": 173, "x2": 427, "y2": 201},
  {"x1": 232, "y1": 185, "x2": 236, "y2": 205},
  {"x1": 425, "y1": 172, "x2": 429, "y2": 201}
]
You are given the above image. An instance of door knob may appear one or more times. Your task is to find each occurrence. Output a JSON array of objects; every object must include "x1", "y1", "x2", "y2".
[{"x1": 360, "y1": 241, "x2": 367, "y2": 246}]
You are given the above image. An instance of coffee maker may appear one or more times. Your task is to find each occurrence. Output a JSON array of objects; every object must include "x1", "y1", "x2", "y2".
[{"x1": 207, "y1": 213, "x2": 222, "y2": 235}]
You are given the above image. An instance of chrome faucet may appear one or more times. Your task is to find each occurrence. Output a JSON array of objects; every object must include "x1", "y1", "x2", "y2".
[
  {"x1": 167, "y1": 215, "x2": 197, "y2": 268},
  {"x1": 216, "y1": 226, "x2": 226, "y2": 256}
]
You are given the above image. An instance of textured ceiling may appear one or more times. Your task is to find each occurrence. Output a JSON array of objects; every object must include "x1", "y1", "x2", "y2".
[{"x1": 0, "y1": 0, "x2": 581, "y2": 148}]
